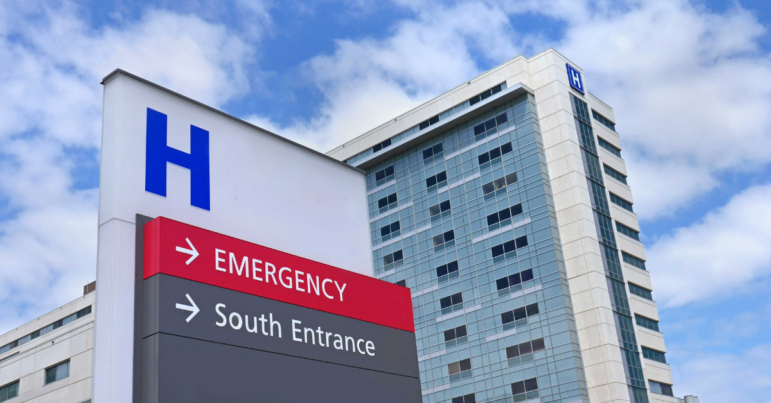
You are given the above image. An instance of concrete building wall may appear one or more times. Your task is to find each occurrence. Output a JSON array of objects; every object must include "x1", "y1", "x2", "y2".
[{"x1": 0, "y1": 290, "x2": 95, "y2": 403}]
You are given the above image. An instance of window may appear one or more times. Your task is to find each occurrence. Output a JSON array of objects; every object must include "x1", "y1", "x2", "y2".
[
  {"x1": 425, "y1": 171, "x2": 447, "y2": 188},
  {"x1": 382, "y1": 250, "x2": 403, "y2": 266},
  {"x1": 496, "y1": 269, "x2": 534, "y2": 290},
  {"x1": 429, "y1": 200, "x2": 451, "y2": 217},
  {"x1": 477, "y1": 142, "x2": 513, "y2": 165},
  {"x1": 469, "y1": 83, "x2": 503, "y2": 106},
  {"x1": 642, "y1": 347, "x2": 667, "y2": 363},
  {"x1": 491, "y1": 236, "x2": 528, "y2": 258},
  {"x1": 635, "y1": 315, "x2": 660, "y2": 332},
  {"x1": 628, "y1": 283, "x2": 653, "y2": 300},
  {"x1": 447, "y1": 358, "x2": 472, "y2": 375},
  {"x1": 616, "y1": 222, "x2": 640, "y2": 241},
  {"x1": 395, "y1": 280, "x2": 407, "y2": 287},
  {"x1": 649, "y1": 380, "x2": 674, "y2": 397},
  {"x1": 377, "y1": 193, "x2": 398, "y2": 209},
  {"x1": 0, "y1": 306, "x2": 92, "y2": 356},
  {"x1": 473, "y1": 112, "x2": 508, "y2": 137},
  {"x1": 487, "y1": 204, "x2": 523, "y2": 227},
  {"x1": 622, "y1": 252, "x2": 647, "y2": 270},
  {"x1": 436, "y1": 261, "x2": 459, "y2": 278},
  {"x1": 506, "y1": 338, "x2": 545, "y2": 359},
  {"x1": 45, "y1": 360, "x2": 70, "y2": 385},
  {"x1": 604, "y1": 164, "x2": 628, "y2": 185},
  {"x1": 423, "y1": 143, "x2": 444, "y2": 160},
  {"x1": 439, "y1": 292, "x2": 463, "y2": 309},
  {"x1": 482, "y1": 173, "x2": 518, "y2": 195},
  {"x1": 419, "y1": 115, "x2": 440, "y2": 130},
  {"x1": 598, "y1": 137, "x2": 621, "y2": 157},
  {"x1": 380, "y1": 221, "x2": 400, "y2": 237},
  {"x1": 372, "y1": 138, "x2": 392, "y2": 153},
  {"x1": 592, "y1": 110, "x2": 616, "y2": 131},
  {"x1": 0, "y1": 381, "x2": 19, "y2": 402},
  {"x1": 610, "y1": 193, "x2": 634, "y2": 212},
  {"x1": 432, "y1": 230, "x2": 455, "y2": 247},
  {"x1": 451, "y1": 393, "x2": 476, "y2": 403},
  {"x1": 374, "y1": 165, "x2": 395, "y2": 183},
  {"x1": 511, "y1": 378, "x2": 538, "y2": 396},
  {"x1": 501, "y1": 303, "x2": 539, "y2": 324},
  {"x1": 444, "y1": 325, "x2": 467, "y2": 342}
]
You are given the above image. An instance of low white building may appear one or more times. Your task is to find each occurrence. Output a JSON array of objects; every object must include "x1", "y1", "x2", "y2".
[{"x1": 0, "y1": 283, "x2": 95, "y2": 403}]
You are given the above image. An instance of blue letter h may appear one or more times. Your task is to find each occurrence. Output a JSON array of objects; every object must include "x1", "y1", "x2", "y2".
[{"x1": 145, "y1": 108, "x2": 210, "y2": 210}]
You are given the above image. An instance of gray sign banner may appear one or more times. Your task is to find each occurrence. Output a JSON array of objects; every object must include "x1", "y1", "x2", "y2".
[
  {"x1": 142, "y1": 274, "x2": 419, "y2": 378},
  {"x1": 143, "y1": 332, "x2": 422, "y2": 403}
]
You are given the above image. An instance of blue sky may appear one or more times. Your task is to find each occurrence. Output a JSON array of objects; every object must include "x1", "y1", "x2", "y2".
[{"x1": 1, "y1": 0, "x2": 770, "y2": 401}]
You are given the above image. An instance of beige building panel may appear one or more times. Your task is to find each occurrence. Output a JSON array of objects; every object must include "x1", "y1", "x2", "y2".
[
  {"x1": 541, "y1": 122, "x2": 578, "y2": 151},
  {"x1": 598, "y1": 147, "x2": 626, "y2": 170},
  {"x1": 562, "y1": 236, "x2": 601, "y2": 264},
  {"x1": 545, "y1": 139, "x2": 584, "y2": 172},
  {"x1": 487, "y1": 67, "x2": 507, "y2": 90},
  {"x1": 588, "y1": 382, "x2": 634, "y2": 403},
  {"x1": 550, "y1": 170, "x2": 588, "y2": 197},
  {"x1": 594, "y1": 124, "x2": 622, "y2": 148},
  {"x1": 637, "y1": 328, "x2": 667, "y2": 352},
  {"x1": 600, "y1": 154, "x2": 627, "y2": 177},
  {"x1": 650, "y1": 395, "x2": 679, "y2": 403},
  {"x1": 565, "y1": 250, "x2": 606, "y2": 280},
  {"x1": 538, "y1": 107, "x2": 575, "y2": 136},
  {"x1": 553, "y1": 183, "x2": 593, "y2": 216},
  {"x1": 577, "y1": 322, "x2": 622, "y2": 354},
  {"x1": 435, "y1": 93, "x2": 455, "y2": 114},
  {"x1": 527, "y1": 52, "x2": 551, "y2": 75},
  {"x1": 506, "y1": 72, "x2": 530, "y2": 89},
  {"x1": 644, "y1": 361, "x2": 674, "y2": 384},
  {"x1": 604, "y1": 179, "x2": 633, "y2": 203},
  {"x1": 630, "y1": 296, "x2": 660, "y2": 321},
  {"x1": 572, "y1": 287, "x2": 614, "y2": 317},
  {"x1": 624, "y1": 266, "x2": 653, "y2": 291},
  {"x1": 556, "y1": 204, "x2": 595, "y2": 230},
  {"x1": 587, "y1": 94, "x2": 616, "y2": 123},
  {"x1": 611, "y1": 205, "x2": 639, "y2": 231},
  {"x1": 574, "y1": 304, "x2": 617, "y2": 332},
  {"x1": 546, "y1": 153, "x2": 586, "y2": 184},
  {"x1": 558, "y1": 218, "x2": 600, "y2": 246},
  {"x1": 618, "y1": 238, "x2": 647, "y2": 261},
  {"x1": 581, "y1": 344, "x2": 622, "y2": 369},
  {"x1": 568, "y1": 270, "x2": 609, "y2": 296},
  {"x1": 503, "y1": 57, "x2": 528, "y2": 77}
]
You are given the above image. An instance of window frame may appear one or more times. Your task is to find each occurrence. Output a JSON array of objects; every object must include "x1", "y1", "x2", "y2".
[{"x1": 45, "y1": 360, "x2": 70, "y2": 385}]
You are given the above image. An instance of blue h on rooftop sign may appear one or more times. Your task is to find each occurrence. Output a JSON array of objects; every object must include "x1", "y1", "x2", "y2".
[
  {"x1": 145, "y1": 108, "x2": 211, "y2": 210},
  {"x1": 566, "y1": 64, "x2": 584, "y2": 94}
]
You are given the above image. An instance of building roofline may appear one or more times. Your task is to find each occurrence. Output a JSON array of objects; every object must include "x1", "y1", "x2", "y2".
[
  {"x1": 101, "y1": 69, "x2": 364, "y2": 175},
  {"x1": 326, "y1": 48, "x2": 583, "y2": 160},
  {"x1": 347, "y1": 83, "x2": 534, "y2": 170},
  {"x1": 0, "y1": 291, "x2": 94, "y2": 340}
]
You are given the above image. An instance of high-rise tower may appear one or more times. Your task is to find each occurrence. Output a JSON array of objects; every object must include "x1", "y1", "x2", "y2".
[{"x1": 328, "y1": 48, "x2": 674, "y2": 403}]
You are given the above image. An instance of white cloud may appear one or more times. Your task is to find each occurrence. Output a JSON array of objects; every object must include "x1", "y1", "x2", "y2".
[
  {"x1": 247, "y1": 1, "x2": 520, "y2": 150},
  {"x1": 0, "y1": 1, "x2": 260, "y2": 333},
  {"x1": 646, "y1": 183, "x2": 771, "y2": 307},
  {"x1": 671, "y1": 343, "x2": 771, "y2": 403},
  {"x1": 254, "y1": 0, "x2": 771, "y2": 221},
  {"x1": 554, "y1": 0, "x2": 771, "y2": 219}
]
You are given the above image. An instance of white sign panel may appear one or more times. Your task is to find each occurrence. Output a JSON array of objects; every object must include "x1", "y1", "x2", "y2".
[{"x1": 94, "y1": 70, "x2": 372, "y2": 403}]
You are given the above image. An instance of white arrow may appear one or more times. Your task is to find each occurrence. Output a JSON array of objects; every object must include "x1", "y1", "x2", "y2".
[
  {"x1": 176, "y1": 238, "x2": 199, "y2": 265},
  {"x1": 175, "y1": 294, "x2": 200, "y2": 323}
]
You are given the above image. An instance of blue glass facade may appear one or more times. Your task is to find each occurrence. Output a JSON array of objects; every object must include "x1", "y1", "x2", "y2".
[{"x1": 365, "y1": 94, "x2": 590, "y2": 403}]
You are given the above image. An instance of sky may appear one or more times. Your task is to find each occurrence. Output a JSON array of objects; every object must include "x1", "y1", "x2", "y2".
[{"x1": 0, "y1": 0, "x2": 770, "y2": 401}]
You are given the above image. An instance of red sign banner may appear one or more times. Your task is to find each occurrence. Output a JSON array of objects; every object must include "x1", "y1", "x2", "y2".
[{"x1": 143, "y1": 217, "x2": 414, "y2": 332}]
